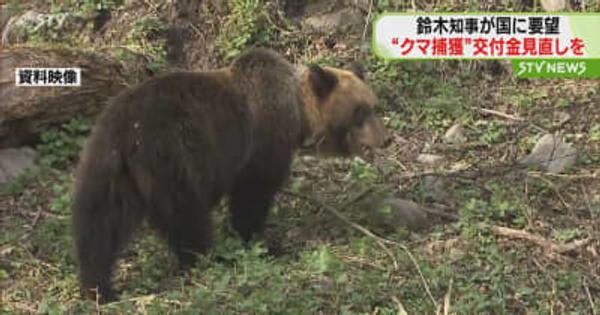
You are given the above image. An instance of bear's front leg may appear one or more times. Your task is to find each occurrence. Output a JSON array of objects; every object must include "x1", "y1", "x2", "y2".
[
  {"x1": 229, "y1": 183, "x2": 277, "y2": 243},
  {"x1": 229, "y1": 152, "x2": 293, "y2": 243}
]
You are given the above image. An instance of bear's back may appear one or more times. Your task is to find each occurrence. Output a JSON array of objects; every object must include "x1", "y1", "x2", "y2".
[
  {"x1": 229, "y1": 48, "x2": 306, "y2": 150},
  {"x1": 81, "y1": 48, "x2": 306, "y2": 197}
]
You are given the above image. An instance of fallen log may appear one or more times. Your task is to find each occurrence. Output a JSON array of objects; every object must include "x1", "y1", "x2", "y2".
[{"x1": 0, "y1": 46, "x2": 129, "y2": 148}]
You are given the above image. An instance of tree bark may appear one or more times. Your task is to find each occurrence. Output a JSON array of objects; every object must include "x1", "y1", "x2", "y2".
[
  {"x1": 165, "y1": 0, "x2": 224, "y2": 70},
  {"x1": 0, "y1": 47, "x2": 129, "y2": 148}
]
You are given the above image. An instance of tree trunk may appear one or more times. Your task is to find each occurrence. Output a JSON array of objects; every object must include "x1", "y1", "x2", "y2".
[
  {"x1": 165, "y1": 0, "x2": 224, "y2": 70},
  {"x1": 0, "y1": 47, "x2": 129, "y2": 148}
]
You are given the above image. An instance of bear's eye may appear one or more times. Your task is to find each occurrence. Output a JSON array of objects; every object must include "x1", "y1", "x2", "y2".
[{"x1": 353, "y1": 106, "x2": 371, "y2": 125}]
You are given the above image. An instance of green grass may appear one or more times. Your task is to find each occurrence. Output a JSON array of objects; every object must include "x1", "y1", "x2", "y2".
[
  {"x1": 2, "y1": 141, "x2": 597, "y2": 314},
  {"x1": 37, "y1": 117, "x2": 91, "y2": 169},
  {"x1": 126, "y1": 16, "x2": 168, "y2": 74}
]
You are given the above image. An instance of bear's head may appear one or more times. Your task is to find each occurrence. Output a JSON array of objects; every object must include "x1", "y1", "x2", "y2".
[{"x1": 300, "y1": 63, "x2": 391, "y2": 157}]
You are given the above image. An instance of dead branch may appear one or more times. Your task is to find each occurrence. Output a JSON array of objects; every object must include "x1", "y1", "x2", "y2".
[
  {"x1": 29, "y1": 205, "x2": 44, "y2": 229},
  {"x1": 398, "y1": 161, "x2": 528, "y2": 180},
  {"x1": 361, "y1": 0, "x2": 373, "y2": 41},
  {"x1": 436, "y1": 278, "x2": 453, "y2": 315},
  {"x1": 473, "y1": 107, "x2": 547, "y2": 132},
  {"x1": 490, "y1": 226, "x2": 592, "y2": 254},
  {"x1": 528, "y1": 170, "x2": 599, "y2": 179},
  {"x1": 583, "y1": 276, "x2": 597, "y2": 315},
  {"x1": 392, "y1": 296, "x2": 409, "y2": 315},
  {"x1": 475, "y1": 107, "x2": 524, "y2": 121}
]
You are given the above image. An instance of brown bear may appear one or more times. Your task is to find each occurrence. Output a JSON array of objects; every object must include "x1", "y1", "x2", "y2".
[{"x1": 72, "y1": 48, "x2": 390, "y2": 303}]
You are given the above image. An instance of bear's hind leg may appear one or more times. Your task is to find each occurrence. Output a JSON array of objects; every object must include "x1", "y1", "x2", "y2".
[
  {"x1": 169, "y1": 208, "x2": 213, "y2": 268},
  {"x1": 74, "y1": 189, "x2": 143, "y2": 303},
  {"x1": 149, "y1": 192, "x2": 213, "y2": 269}
]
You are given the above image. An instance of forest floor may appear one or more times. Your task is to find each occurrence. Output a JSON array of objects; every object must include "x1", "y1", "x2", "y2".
[{"x1": 1, "y1": 1, "x2": 600, "y2": 314}]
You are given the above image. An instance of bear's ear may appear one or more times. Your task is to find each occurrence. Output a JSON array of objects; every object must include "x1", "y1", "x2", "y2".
[
  {"x1": 347, "y1": 62, "x2": 365, "y2": 80},
  {"x1": 308, "y1": 64, "x2": 338, "y2": 100}
]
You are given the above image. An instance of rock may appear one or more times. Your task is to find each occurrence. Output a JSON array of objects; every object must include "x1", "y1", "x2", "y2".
[
  {"x1": 417, "y1": 153, "x2": 445, "y2": 166},
  {"x1": 0, "y1": 147, "x2": 38, "y2": 184},
  {"x1": 302, "y1": 7, "x2": 364, "y2": 33},
  {"x1": 421, "y1": 175, "x2": 451, "y2": 203},
  {"x1": 376, "y1": 198, "x2": 429, "y2": 231},
  {"x1": 521, "y1": 134, "x2": 578, "y2": 174},
  {"x1": 443, "y1": 124, "x2": 467, "y2": 144},
  {"x1": 541, "y1": 0, "x2": 567, "y2": 11},
  {"x1": 554, "y1": 112, "x2": 571, "y2": 127}
]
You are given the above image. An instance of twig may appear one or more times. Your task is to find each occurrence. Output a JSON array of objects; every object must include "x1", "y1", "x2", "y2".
[
  {"x1": 475, "y1": 107, "x2": 524, "y2": 121},
  {"x1": 339, "y1": 254, "x2": 387, "y2": 271},
  {"x1": 264, "y1": 8, "x2": 293, "y2": 35},
  {"x1": 30, "y1": 205, "x2": 44, "y2": 229},
  {"x1": 580, "y1": 184, "x2": 595, "y2": 219},
  {"x1": 19, "y1": 206, "x2": 46, "y2": 241},
  {"x1": 282, "y1": 189, "x2": 438, "y2": 309},
  {"x1": 95, "y1": 289, "x2": 101, "y2": 315},
  {"x1": 361, "y1": 0, "x2": 373, "y2": 41},
  {"x1": 399, "y1": 161, "x2": 527, "y2": 180},
  {"x1": 443, "y1": 278, "x2": 453, "y2": 315},
  {"x1": 107, "y1": 293, "x2": 159, "y2": 306},
  {"x1": 392, "y1": 296, "x2": 409, "y2": 315},
  {"x1": 474, "y1": 107, "x2": 547, "y2": 132},
  {"x1": 490, "y1": 226, "x2": 592, "y2": 254},
  {"x1": 188, "y1": 21, "x2": 206, "y2": 38},
  {"x1": 437, "y1": 277, "x2": 453, "y2": 315},
  {"x1": 385, "y1": 156, "x2": 408, "y2": 171},
  {"x1": 143, "y1": 0, "x2": 159, "y2": 12},
  {"x1": 583, "y1": 276, "x2": 597, "y2": 315},
  {"x1": 399, "y1": 169, "x2": 473, "y2": 179},
  {"x1": 430, "y1": 141, "x2": 489, "y2": 152},
  {"x1": 528, "y1": 170, "x2": 599, "y2": 179}
]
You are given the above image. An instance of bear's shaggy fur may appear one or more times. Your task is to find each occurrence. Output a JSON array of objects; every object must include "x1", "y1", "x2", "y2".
[{"x1": 72, "y1": 48, "x2": 389, "y2": 302}]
